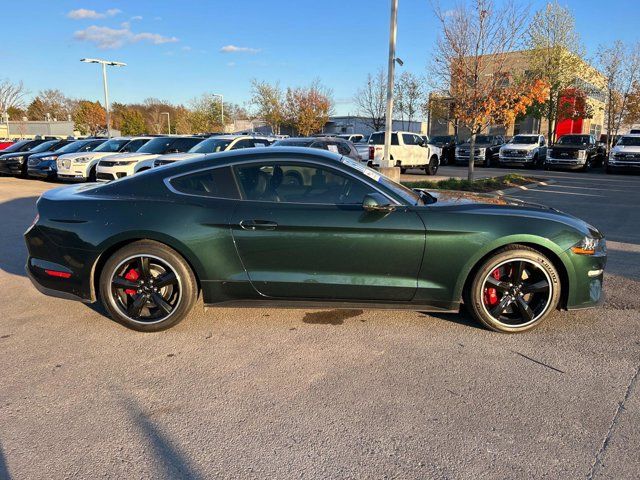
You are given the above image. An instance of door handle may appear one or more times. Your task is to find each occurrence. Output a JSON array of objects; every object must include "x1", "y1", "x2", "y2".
[{"x1": 239, "y1": 219, "x2": 278, "y2": 231}]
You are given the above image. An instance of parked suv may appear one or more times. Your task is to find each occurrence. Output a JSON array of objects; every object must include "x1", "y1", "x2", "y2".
[
  {"x1": 455, "y1": 135, "x2": 505, "y2": 167},
  {"x1": 545, "y1": 134, "x2": 605, "y2": 171},
  {"x1": 96, "y1": 136, "x2": 203, "y2": 181},
  {"x1": 606, "y1": 134, "x2": 640, "y2": 173},
  {"x1": 28, "y1": 138, "x2": 106, "y2": 179},
  {"x1": 153, "y1": 135, "x2": 273, "y2": 167},
  {"x1": 57, "y1": 137, "x2": 152, "y2": 182},
  {"x1": 499, "y1": 134, "x2": 547, "y2": 168},
  {"x1": 364, "y1": 131, "x2": 441, "y2": 175},
  {"x1": 273, "y1": 137, "x2": 361, "y2": 162}
]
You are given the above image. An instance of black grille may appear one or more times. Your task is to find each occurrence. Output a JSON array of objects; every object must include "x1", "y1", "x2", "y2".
[
  {"x1": 97, "y1": 172, "x2": 114, "y2": 181},
  {"x1": 614, "y1": 152, "x2": 640, "y2": 161},
  {"x1": 99, "y1": 160, "x2": 117, "y2": 167}
]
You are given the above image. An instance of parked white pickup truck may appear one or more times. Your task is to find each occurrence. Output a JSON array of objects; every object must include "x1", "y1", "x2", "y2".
[{"x1": 362, "y1": 131, "x2": 441, "y2": 175}]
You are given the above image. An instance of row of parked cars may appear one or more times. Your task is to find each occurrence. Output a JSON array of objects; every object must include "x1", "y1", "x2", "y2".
[
  {"x1": 2, "y1": 130, "x2": 639, "y2": 183},
  {"x1": 425, "y1": 132, "x2": 640, "y2": 173}
]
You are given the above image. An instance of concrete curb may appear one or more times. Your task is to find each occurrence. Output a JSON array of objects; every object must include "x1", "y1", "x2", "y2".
[{"x1": 495, "y1": 178, "x2": 556, "y2": 196}]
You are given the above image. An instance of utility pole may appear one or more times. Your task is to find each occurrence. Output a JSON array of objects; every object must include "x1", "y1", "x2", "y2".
[
  {"x1": 382, "y1": 0, "x2": 399, "y2": 178},
  {"x1": 80, "y1": 58, "x2": 126, "y2": 138},
  {"x1": 161, "y1": 112, "x2": 171, "y2": 134}
]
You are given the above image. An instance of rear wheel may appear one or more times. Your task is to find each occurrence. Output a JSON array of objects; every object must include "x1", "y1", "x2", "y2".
[
  {"x1": 465, "y1": 246, "x2": 560, "y2": 333},
  {"x1": 425, "y1": 155, "x2": 439, "y2": 175},
  {"x1": 99, "y1": 240, "x2": 198, "y2": 332}
]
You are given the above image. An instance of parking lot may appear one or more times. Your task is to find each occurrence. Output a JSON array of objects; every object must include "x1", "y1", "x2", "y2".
[{"x1": 1, "y1": 168, "x2": 639, "y2": 479}]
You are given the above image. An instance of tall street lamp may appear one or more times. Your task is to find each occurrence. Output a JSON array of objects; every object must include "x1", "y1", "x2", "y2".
[
  {"x1": 212, "y1": 93, "x2": 224, "y2": 131},
  {"x1": 161, "y1": 112, "x2": 171, "y2": 134},
  {"x1": 383, "y1": 0, "x2": 401, "y2": 176},
  {"x1": 80, "y1": 58, "x2": 126, "y2": 138}
]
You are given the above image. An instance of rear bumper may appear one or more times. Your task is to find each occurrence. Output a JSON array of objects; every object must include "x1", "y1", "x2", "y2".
[{"x1": 26, "y1": 261, "x2": 91, "y2": 303}]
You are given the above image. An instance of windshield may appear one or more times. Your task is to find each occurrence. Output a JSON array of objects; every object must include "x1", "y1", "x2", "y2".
[
  {"x1": 273, "y1": 139, "x2": 314, "y2": 147},
  {"x1": 510, "y1": 135, "x2": 538, "y2": 144},
  {"x1": 431, "y1": 136, "x2": 453, "y2": 144},
  {"x1": 94, "y1": 139, "x2": 130, "y2": 152},
  {"x1": 56, "y1": 141, "x2": 88, "y2": 153},
  {"x1": 471, "y1": 135, "x2": 493, "y2": 144},
  {"x1": 617, "y1": 136, "x2": 640, "y2": 146},
  {"x1": 189, "y1": 138, "x2": 233, "y2": 153},
  {"x1": 29, "y1": 140, "x2": 59, "y2": 153},
  {"x1": 121, "y1": 138, "x2": 149, "y2": 152},
  {"x1": 1, "y1": 140, "x2": 32, "y2": 153},
  {"x1": 557, "y1": 135, "x2": 590, "y2": 145},
  {"x1": 136, "y1": 137, "x2": 175, "y2": 154}
]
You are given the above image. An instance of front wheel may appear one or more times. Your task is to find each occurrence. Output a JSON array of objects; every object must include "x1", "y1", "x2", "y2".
[
  {"x1": 99, "y1": 240, "x2": 198, "y2": 332},
  {"x1": 425, "y1": 156, "x2": 439, "y2": 175},
  {"x1": 465, "y1": 246, "x2": 561, "y2": 333}
]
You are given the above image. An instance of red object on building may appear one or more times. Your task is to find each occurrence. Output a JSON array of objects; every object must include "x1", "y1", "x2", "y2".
[
  {"x1": 555, "y1": 88, "x2": 586, "y2": 138},
  {"x1": 0, "y1": 141, "x2": 14, "y2": 151}
]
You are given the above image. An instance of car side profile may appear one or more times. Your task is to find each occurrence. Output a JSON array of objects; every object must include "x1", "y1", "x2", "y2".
[
  {"x1": 25, "y1": 147, "x2": 606, "y2": 334},
  {"x1": 273, "y1": 136, "x2": 361, "y2": 161},
  {"x1": 365, "y1": 131, "x2": 441, "y2": 174}
]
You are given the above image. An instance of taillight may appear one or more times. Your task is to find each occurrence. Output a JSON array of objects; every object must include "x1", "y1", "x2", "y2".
[{"x1": 369, "y1": 146, "x2": 374, "y2": 160}]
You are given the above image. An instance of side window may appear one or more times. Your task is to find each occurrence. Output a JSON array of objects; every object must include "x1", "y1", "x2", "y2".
[
  {"x1": 402, "y1": 134, "x2": 415, "y2": 145},
  {"x1": 309, "y1": 141, "x2": 329, "y2": 150},
  {"x1": 336, "y1": 141, "x2": 351, "y2": 156},
  {"x1": 234, "y1": 162, "x2": 376, "y2": 205},
  {"x1": 169, "y1": 167, "x2": 239, "y2": 199},
  {"x1": 391, "y1": 133, "x2": 399, "y2": 145}
]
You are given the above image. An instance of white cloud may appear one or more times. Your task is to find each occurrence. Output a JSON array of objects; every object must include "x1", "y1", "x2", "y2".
[
  {"x1": 226, "y1": 61, "x2": 236, "y2": 67},
  {"x1": 182, "y1": 46, "x2": 192, "y2": 51},
  {"x1": 67, "y1": 8, "x2": 121, "y2": 20},
  {"x1": 74, "y1": 25, "x2": 178, "y2": 49},
  {"x1": 130, "y1": 15, "x2": 143, "y2": 21},
  {"x1": 220, "y1": 44, "x2": 260, "y2": 54}
]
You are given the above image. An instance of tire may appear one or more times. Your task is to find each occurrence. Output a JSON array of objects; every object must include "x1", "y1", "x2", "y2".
[
  {"x1": 581, "y1": 157, "x2": 592, "y2": 172},
  {"x1": 464, "y1": 245, "x2": 561, "y2": 333},
  {"x1": 88, "y1": 166, "x2": 97, "y2": 182},
  {"x1": 99, "y1": 240, "x2": 198, "y2": 332},
  {"x1": 425, "y1": 155, "x2": 439, "y2": 175}
]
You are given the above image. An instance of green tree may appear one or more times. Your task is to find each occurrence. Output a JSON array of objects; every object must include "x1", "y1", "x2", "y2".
[
  {"x1": 120, "y1": 108, "x2": 147, "y2": 135},
  {"x1": 73, "y1": 100, "x2": 106, "y2": 135},
  {"x1": 526, "y1": 1, "x2": 587, "y2": 142},
  {"x1": 249, "y1": 80, "x2": 285, "y2": 135}
]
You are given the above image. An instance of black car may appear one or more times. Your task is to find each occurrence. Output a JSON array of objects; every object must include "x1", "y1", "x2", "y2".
[
  {"x1": 0, "y1": 139, "x2": 72, "y2": 177},
  {"x1": 27, "y1": 139, "x2": 107, "y2": 180},
  {"x1": 455, "y1": 135, "x2": 505, "y2": 167},
  {"x1": 273, "y1": 137, "x2": 361, "y2": 161},
  {"x1": 429, "y1": 135, "x2": 458, "y2": 165},
  {"x1": 545, "y1": 134, "x2": 606, "y2": 171}
]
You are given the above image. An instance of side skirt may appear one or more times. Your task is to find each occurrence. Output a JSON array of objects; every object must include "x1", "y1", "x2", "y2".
[{"x1": 204, "y1": 298, "x2": 460, "y2": 312}]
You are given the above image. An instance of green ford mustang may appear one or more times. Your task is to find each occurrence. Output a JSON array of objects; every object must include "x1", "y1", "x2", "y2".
[{"x1": 24, "y1": 147, "x2": 606, "y2": 333}]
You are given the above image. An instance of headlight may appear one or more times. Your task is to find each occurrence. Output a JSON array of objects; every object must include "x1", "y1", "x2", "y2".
[
  {"x1": 578, "y1": 150, "x2": 587, "y2": 159},
  {"x1": 571, "y1": 236, "x2": 606, "y2": 255},
  {"x1": 41, "y1": 155, "x2": 57, "y2": 161},
  {"x1": 546, "y1": 149, "x2": 552, "y2": 158},
  {"x1": 74, "y1": 157, "x2": 91, "y2": 164},
  {"x1": 526, "y1": 150, "x2": 535, "y2": 158},
  {"x1": 609, "y1": 151, "x2": 616, "y2": 159}
]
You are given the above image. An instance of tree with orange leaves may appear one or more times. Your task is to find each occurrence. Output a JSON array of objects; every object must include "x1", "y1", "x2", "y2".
[
  {"x1": 284, "y1": 80, "x2": 334, "y2": 137},
  {"x1": 432, "y1": 0, "x2": 550, "y2": 181}
]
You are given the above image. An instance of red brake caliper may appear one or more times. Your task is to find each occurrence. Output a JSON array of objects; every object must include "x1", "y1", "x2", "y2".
[
  {"x1": 124, "y1": 268, "x2": 139, "y2": 295},
  {"x1": 483, "y1": 268, "x2": 501, "y2": 306}
]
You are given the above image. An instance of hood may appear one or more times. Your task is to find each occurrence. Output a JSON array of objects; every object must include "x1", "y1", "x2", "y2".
[
  {"x1": 0, "y1": 151, "x2": 30, "y2": 160},
  {"x1": 611, "y1": 144, "x2": 640, "y2": 154},
  {"x1": 106, "y1": 152, "x2": 156, "y2": 161},
  {"x1": 418, "y1": 189, "x2": 601, "y2": 238},
  {"x1": 551, "y1": 143, "x2": 586, "y2": 150},
  {"x1": 502, "y1": 143, "x2": 537, "y2": 150},
  {"x1": 58, "y1": 151, "x2": 119, "y2": 161},
  {"x1": 154, "y1": 152, "x2": 203, "y2": 162},
  {"x1": 29, "y1": 151, "x2": 60, "y2": 160}
]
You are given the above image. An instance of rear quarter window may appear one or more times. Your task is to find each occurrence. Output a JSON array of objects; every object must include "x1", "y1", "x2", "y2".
[{"x1": 169, "y1": 167, "x2": 239, "y2": 199}]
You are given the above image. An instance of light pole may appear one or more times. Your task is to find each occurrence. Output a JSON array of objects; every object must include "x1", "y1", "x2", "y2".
[
  {"x1": 383, "y1": 0, "x2": 401, "y2": 176},
  {"x1": 213, "y1": 93, "x2": 224, "y2": 131},
  {"x1": 80, "y1": 58, "x2": 126, "y2": 138},
  {"x1": 161, "y1": 112, "x2": 171, "y2": 134}
]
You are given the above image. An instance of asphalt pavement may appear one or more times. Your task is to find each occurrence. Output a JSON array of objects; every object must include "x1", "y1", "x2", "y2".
[{"x1": 0, "y1": 168, "x2": 638, "y2": 479}]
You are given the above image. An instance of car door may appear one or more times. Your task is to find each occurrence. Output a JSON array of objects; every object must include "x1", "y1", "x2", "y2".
[{"x1": 229, "y1": 159, "x2": 426, "y2": 301}]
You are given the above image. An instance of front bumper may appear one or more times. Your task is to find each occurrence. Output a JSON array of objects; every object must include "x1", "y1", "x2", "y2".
[
  {"x1": 27, "y1": 161, "x2": 57, "y2": 179},
  {"x1": 57, "y1": 160, "x2": 91, "y2": 181},
  {"x1": 0, "y1": 158, "x2": 25, "y2": 175},
  {"x1": 455, "y1": 155, "x2": 486, "y2": 165},
  {"x1": 96, "y1": 164, "x2": 133, "y2": 182},
  {"x1": 545, "y1": 157, "x2": 586, "y2": 169},
  {"x1": 608, "y1": 160, "x2": 640, "y2": 169},
  {"x1": 499, "y1": 155, "x2": 535, "y2": 165},
  {"x1": 565, "y1": 249, "x2": 607, "y2": 309}
]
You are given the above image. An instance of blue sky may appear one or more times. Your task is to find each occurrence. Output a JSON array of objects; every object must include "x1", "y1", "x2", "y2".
[{"x1": 2, "y1": 0, "x2": 638, "y2": 116}]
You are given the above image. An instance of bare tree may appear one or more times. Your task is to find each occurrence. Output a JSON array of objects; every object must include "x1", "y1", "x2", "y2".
[
  {"x1": 526, "y1": 1, "x2": 586, "y2": 143},
  {"x1": 597, "y1": 41, "x2": 640, "y2": 150},
  {"x1": 354, "y1": 68, "x2": 387, "y2": 131},
  {"x1": 395, "y1": 71, "x2": 424, "y2": 131},
  {"x1": 0, "y1": 79, "x2": 28, "y2": 119},
  {"x1": 431, "y1": 0, "x2": 541, "y2": 180}
]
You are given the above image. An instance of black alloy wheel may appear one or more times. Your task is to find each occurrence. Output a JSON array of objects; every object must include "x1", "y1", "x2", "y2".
[
  {"x1": 99, "y1": 240, "x2": 197, "y2": 331},
  {"x1": 466, "y1": 246, "x2": 560, "y2": 333}
]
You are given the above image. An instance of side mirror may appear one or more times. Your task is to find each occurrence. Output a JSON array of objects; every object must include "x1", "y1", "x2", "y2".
[{"x1": 363, "y1": 193, "x2": 396, "y2": 212}]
